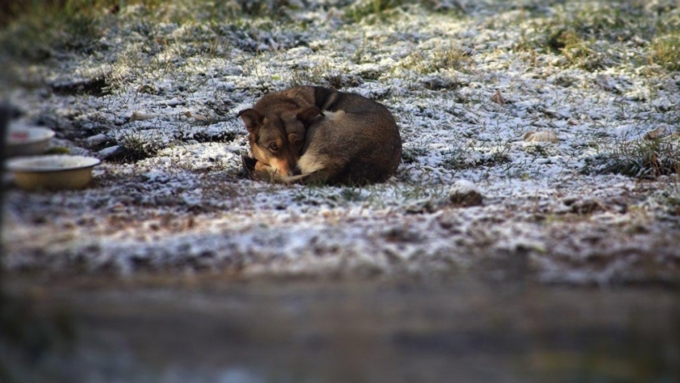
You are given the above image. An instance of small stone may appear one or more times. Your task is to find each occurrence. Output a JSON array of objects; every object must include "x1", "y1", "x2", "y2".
[
  {"x1": 110, "y1": 203, "x2": 126, "y2": 212},
  {"x1": 448, "y1": 180, "x2": 483, "y2": 207},
  {"x1": 98, "y1": 145, "x2": 121, "y2": 159},
  {"x1": 185, "y1": 111, "x2": 207, "y2": 121},
  {"x1": 163, "y1": 98, "x2": 183, "y2": 107},
  {"x1": 86, "y1": 133, "x2": 107, "y2": 146},
  {"x1": 524, "y1": 130, "x2": 558, "y2": 143},
  {"x1": 130, "y1": 111, "x2": 155, "y2": 121}
]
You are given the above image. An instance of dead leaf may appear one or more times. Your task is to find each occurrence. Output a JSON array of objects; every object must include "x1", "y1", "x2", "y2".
[
  {"x1": 491, "y1": 89, "x2": 505, "y2": 105},
  {"x1": 644, "y1": 126, "x2": 666, "y2": 140},
  {"x1": 185, "y1": 111, "x2": 208, "y2": 122}
]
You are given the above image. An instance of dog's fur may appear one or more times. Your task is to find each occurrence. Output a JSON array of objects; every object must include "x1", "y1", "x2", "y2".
[{"x1": 238, "y1": 86, "x2": 402, "y2": 185}]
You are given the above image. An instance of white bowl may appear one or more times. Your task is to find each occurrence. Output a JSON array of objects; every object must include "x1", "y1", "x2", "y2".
[
  {"x1": 7, "y1": 126, "x2": 55, "y2": 157},
  {"x1": 7, "y1": 155, "x2": 101, "y2": 191}
]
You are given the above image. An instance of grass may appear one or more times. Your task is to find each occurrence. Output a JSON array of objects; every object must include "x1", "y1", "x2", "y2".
[
  {"x1": 290, "y1": 61, "x2": 330, "y2": 87},
  {"x1": 651, "y1": 33, "x2": 680, "y2": 72},
  {"x1": 291, "y1": 184, "x2": 373, "y2": 208},
  {"x1": 545, "y1": 28, "x2": 612, "y2": 71},
  {"x1": 0, "y1": 11, "x2": 100, "y2": 62},
  {"x1": 0, "y1": 0, "x2": 297, "y2": 70},
  {"x1": 344, "y1": 0, "x2": 408, "y2": 24},
  {"x1": 658, "y1": 185, "x2": 680, "y2": 216},
  {"x1": 441, "y1": 142, "x2": 512, "y2": 171},
  {"x1": 545, "y1": 2, "x2": 657, "y2": 44},
  {"x1": 401, "y1": 147, "x2": 428, "y2": 164},
  {"x1": 110, "y1": 130, "x2": 162, "y2": 163},
  {"x1": 524, "y1": 143, "x2": 555, "y2": 159},
  {"x1": 289, "y1": 59, "x2": 365, "y2": 89},
  {"x1": 512, "y1": 1, "x2": 678, "y2": 72},
  {"x1": 1, "y1": 0, "x2": 679, "y2": 180},
  {"x1": 2, "y1": 0, "x2": 680, "y2": 291},
  {"x1": 287, "y1": 182, "x2": 457, "y2": 211},
  {"x1": 583, "y1": 135, "x2": 680, "y2": 179},
  {"x1": 3, "y1": 0, "x2": 675, "y2": 78},
  {"x1": 343, "y1": 0, "x2": 464, "y2": 23},
  {"x1": 400, "y1": 44, "x2": 471, "y2": 74}
]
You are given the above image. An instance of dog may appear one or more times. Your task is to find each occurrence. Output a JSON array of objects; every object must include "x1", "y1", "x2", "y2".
[{"x1": 238, "y1": 86, "x2": 402, "y2": 185}]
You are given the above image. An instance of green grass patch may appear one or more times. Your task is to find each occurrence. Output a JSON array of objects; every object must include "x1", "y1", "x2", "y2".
[
  {"x1": 0, "y1": 12, "x2": 101, "y2": 62},
  {"x1": 344, "y1": 0, "x2": 410, "y2": 23},
  {"x1": 545, "y1": 28, "x2": 607, "y2": 70},
  {"x1": 658, "y1": 187, "x2": 680, "y2": 216},
  {"x1": 552, "y1": 2, "x2": 655, "y2": 43},
  {"x1": 400, "y1": 44, "x2": 471, "y2": 74},
  {"x1": 651, "y1": 33, "x2": 680, "y2": 72},
  {"x1": 514, "y1": 1, "x2": 668, "y2": 71},
  {"x1": 582, "y1": 135, "x2": 680, "y2": 179},
  {"x1": 109, "y1": 130, "x2": 162, "y2": 163}
]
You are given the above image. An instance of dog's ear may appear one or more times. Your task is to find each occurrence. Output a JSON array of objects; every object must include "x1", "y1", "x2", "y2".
[
  {"x1": 296, "y1": 106, "x2": 324, "y2": 127},
  {"x1": 238, "y1": 109, "x2": 264, "y2": 134}
]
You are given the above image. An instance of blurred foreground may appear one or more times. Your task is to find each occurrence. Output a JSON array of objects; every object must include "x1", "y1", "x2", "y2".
[{"x1": 3, "y1": 275, "x2": 680, "y2": 383}]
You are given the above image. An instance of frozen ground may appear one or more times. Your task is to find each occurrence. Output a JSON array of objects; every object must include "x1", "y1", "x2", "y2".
[{"x1": 2, "y1": 0, "x2": 680, "y2": 284}]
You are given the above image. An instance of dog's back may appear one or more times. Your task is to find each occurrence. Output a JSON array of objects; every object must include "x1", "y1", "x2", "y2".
[{"x1": 295, "y1": 87, "x2": 402, "y2": 185}]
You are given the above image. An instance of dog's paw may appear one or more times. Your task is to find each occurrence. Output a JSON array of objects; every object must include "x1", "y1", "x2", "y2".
[
  {"x1": 241, "y1": 154, "x2": 282, "y2": 182},
  {"x1": 240, "y1": 153, "x2": 258, "y2": 178}
]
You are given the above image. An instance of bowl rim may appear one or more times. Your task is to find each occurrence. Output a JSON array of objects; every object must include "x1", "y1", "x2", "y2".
[
  {"x1": 7, "y1": 126, "x2": 56, "y2": 145},
  {"x1": 7, "y1": 155, "x2": 101, "y2": 173}
]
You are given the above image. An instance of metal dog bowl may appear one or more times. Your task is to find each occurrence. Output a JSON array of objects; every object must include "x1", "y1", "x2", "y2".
[
  {"x1": 7, "y1": 126, "x2": 55, "y2": 157},
  {"x1": 7, "y1": 155, "x2": 101, "y2": 191}
]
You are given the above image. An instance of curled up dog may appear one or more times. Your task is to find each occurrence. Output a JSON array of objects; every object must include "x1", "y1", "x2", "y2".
[{"x1": 238, "y1": 86, "x2": 402, "y2": 185}]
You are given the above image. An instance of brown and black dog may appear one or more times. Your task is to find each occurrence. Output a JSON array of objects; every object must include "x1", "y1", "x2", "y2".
[{"x1": 238, "y1": 86, "x2": 402, "y2": 185}]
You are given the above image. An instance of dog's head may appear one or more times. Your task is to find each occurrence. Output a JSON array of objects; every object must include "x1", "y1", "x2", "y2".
[{"x1": 238, "y1": 106, "x2": 323, "y2": 176}]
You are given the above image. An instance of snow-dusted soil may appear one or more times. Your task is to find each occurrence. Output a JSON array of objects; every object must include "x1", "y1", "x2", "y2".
[{"x1": 2, "y1": 0, "x2": 680, "y2": 284}]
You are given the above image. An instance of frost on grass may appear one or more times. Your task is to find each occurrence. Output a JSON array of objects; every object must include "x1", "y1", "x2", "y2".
[{"x1": 2, "y1": 0, "x2": 680, "y2": 285}]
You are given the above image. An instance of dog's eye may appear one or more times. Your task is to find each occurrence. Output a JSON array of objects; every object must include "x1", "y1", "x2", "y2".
[{"x1": 268, "y1": 142, "x2": 279, "y2": 151}]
